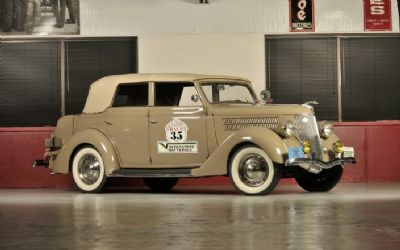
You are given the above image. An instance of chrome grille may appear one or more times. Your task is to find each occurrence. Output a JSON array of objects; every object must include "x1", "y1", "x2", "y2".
[
  {"x1": 223, "y1": 117, "x2": 278, "y2": 131},
  {"x1": 294, "y1": 115, "x2": 322, "y2": 160}
]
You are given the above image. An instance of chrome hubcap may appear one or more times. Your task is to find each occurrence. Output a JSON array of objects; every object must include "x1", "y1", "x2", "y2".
[
  {"x1": 238, "y1": 154, "x2": 268, "y2": 187},
  {"x1": 78, "y1": 153, "x2": 100, "y2": 185}
]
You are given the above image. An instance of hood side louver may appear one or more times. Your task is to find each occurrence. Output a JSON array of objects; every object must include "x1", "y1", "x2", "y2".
[{"x1": 222, "y1": 117, "x2": 278, "y2": 131}]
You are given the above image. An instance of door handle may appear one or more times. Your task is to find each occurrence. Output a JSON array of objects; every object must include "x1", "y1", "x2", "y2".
[{"x1": 149, "y1": 120, "x2": 158, "y2": 124}]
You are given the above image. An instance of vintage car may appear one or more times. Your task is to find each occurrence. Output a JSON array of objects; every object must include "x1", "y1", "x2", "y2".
[{"x1": 34, "y1": 73, "x2": 355, "y2": 195}]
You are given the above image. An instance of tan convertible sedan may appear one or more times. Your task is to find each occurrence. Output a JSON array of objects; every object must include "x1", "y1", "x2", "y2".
[{"x1": 34, "y1": 73, "x2": 355, "y2": 195}]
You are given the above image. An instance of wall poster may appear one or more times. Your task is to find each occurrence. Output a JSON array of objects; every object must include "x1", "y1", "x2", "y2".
[
  {"x1": 289, "y1": 0, "x2": 315, "y2": 32},
  {"x1": 0, "y1": 0, "x2": 80, "y2": 35},
  {"x1": 364, "y1": 0, "x2": 392, "y2": 31}
]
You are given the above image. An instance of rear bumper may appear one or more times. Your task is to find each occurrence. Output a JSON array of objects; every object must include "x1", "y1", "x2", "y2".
[
  {"x1": 33, "y1": 135, "x2": 60, "y2": 169},
  {"x1": 285, "y1": 156, "x2": 356, "y2": 174},
  {"x1": 33, "y1": 159, "x2": 49, "y2": 168}
]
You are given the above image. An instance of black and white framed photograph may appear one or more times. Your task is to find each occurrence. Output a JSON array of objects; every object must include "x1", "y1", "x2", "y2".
[{"x1": 0, "y1": 0, "x2": 79, "y2": 35}]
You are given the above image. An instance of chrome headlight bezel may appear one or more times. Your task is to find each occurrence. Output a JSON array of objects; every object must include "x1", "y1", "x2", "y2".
[
  {"x1": 320, "y1": 122, "x2": 333, "y2": 138},
  {"x1": 283, "y1": 121, "x2": 296, "y2": 137}
]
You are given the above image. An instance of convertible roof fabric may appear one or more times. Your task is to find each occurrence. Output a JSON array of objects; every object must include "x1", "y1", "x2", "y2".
[{"x1": 82, "y1": 73, "x2": 248, "y2": 113}]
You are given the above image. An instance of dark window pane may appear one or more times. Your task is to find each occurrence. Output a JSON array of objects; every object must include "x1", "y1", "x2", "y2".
[
  {"x1": 341, "y1": 37, "x2": 400, "y2": 121},
  {"x1": 155, "y1": 82, "x2": 194, "y2": 107},
  {"x1": 267, "y1": 38, "x2": 338, "y2": 120},
  {"x1": 0, "y1": 42, "x2": 61, "y2": 126},
  {"x1": 113, "y1": 83, "x2": 148, "y2": 107},
  {"x1": 65, "y1": 39, "x2": 137, "y2": 115}
]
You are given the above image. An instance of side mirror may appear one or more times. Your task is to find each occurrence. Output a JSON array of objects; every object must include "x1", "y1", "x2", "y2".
[
  {"x1": 260, "y1": 90, "x2": 273, "y2": 103},
  {"x1": 191, "y1": 94, "x2": 200, "y2": 103}
]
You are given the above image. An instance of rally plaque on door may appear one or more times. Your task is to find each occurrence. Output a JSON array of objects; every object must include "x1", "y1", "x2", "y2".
[
  {"x1": 289, "y1": 0, "x2": 315, "y2": 32},
  {"x1": 157, "y1": 119, "x2": 198, "y2": 154}
]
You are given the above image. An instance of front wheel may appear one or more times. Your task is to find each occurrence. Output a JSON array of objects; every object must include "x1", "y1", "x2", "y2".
[
  {"x1": 295, "y1": 165, "x2": 343, "y2": 192},
  {"x1": 229, "y1": 146, "x2": 280, "y2": 195},
  {"x1": 143, "y1": 178, "x2": 179, "y2": 192},
  {"x1": 72, "y1": 146, "x2": 107, "y2": 193}
]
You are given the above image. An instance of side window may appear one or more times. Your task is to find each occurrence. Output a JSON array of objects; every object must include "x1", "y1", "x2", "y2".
[
  {"x1": 155, "y1": 82, "x2": 202, "y2": 107},
  {"x1": 113, "y1": 83, "x2": 148, "y2": 107}
]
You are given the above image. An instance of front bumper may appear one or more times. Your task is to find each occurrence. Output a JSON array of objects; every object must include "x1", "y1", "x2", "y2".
[{"x1": 285, "y1": 156, "x2": 356, "y2": 174}]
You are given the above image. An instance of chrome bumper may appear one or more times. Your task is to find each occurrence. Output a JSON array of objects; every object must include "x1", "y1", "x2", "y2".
[{"x1": 285, "y1": 157, "x2": 356, "y2": 174}]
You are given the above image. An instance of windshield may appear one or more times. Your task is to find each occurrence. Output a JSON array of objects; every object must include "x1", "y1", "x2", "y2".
[{"x1": 200, "y1": 82, "x2": 257, "y2": 104}]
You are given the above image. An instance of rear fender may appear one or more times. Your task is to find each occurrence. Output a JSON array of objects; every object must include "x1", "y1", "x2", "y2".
[{"x1": 51, "y1": 129, "x2": 120, "y2": 176}]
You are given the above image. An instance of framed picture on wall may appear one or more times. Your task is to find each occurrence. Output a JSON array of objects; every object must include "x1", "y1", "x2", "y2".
[
  {"x1": 0, "y1": 0, "x2": 80, "y2": 35},
  {"x1": 289, "y1": 0, "x2": 315, "y2": 32}
]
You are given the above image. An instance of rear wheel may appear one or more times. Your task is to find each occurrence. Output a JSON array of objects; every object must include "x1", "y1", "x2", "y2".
[
  {"x1": 72, "y1": 146, "x2": 107, "y2": 193},
  {"x1": 229, "y1": 146, "x2": 280, "y2": 195},
  {"x1": 295, "y1": 165, "x2": 343, "y2": 192},
  {"x1": 143, "y1": 178, "x2": 179, "y2": 192}
]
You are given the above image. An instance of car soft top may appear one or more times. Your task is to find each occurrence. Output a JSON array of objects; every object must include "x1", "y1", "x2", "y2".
[{"x1": 82, "y1": 73, "x2": 249, "y2": 114}]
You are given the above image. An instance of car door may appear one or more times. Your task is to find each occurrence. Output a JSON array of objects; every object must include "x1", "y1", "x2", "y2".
[
  {"x1": 105, "y1": 82, "x2": 150, "y2": 167},
  {"x1": 148, "y1": 82, "x2": 208, "y2": 167}
]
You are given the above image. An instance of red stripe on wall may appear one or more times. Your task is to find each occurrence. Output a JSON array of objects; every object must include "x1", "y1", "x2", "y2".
[{"x1": 0, "y1": 121, "x2": 399, "y2": 189}]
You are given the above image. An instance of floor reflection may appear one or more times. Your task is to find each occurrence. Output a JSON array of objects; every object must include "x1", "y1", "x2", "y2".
[{"x1": 0, "y1": 184, "x2": 399, "y2": 249}]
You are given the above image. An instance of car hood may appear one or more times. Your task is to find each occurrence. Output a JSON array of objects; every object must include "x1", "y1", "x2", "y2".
[{"x1": 210, "y1": 103, "x2": 313, "y2": 117}]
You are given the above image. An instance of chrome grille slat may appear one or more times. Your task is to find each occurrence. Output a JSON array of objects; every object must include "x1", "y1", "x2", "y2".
[
  {"x1": 223, "y1": 117, "x2": 278, "y2": 131},
  {"x1": 294, "y1": 115, "x2": 322, "y2": 160}
]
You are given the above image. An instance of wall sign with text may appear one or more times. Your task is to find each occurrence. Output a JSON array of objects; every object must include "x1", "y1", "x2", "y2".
[
  {"x1": 364, "y1": 0, "x2": 392, "y2": 31},
  {"x1": 289, "y1": 0, "x2": 315, "y2": 32}
]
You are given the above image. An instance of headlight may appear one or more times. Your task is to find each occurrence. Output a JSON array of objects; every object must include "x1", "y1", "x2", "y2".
[
  {"x1": 283, "y1": 121, "x2": 295, "y2": 137},
  {"x1": 320, "y1": 123, "x2": 333, "y2": 138},
  {"x1": 333, "y1": 141, "x2": 343, "y2": 154},
  {"x1": 302, "y1": 141, "x2": 311, "y2": 154}
]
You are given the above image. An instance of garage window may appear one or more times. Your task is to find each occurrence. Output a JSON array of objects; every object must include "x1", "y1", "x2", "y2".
[
  {"x1": 65, "y1": 39, "x2": 137, "y2": 115},
  {"x1": 341, "y1": 37, "x2": 400, "y2": 121},
  {"x1": 267, "y1": 38, "x2": 338, "y2": 120},
  {"x1": 0, "y1": 42, "x2": 61, "y2": 126},
  {"x1": 0, "y1": 38, "x2": 137, "y2": 127}
]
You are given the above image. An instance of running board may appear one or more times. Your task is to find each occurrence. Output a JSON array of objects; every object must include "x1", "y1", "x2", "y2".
[{"x1": 111, "y1": 168, "x2": 196, "y2": 177}]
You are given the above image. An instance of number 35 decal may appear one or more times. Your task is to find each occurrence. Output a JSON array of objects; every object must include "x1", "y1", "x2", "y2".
[
  {"x1": 170, "y1": 131, "x2": 183, "y2": 141},
  {"x1": 165, "y1": 119, "x2": 188, "y2": 143}
]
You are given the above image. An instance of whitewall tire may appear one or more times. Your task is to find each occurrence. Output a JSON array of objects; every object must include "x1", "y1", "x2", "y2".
[
  {"x1": 72, "y1": 146, "x2": 107, "y2": 193},
  {"x1": 230, "y1": 146, "x2": 280, "y2": 195}
]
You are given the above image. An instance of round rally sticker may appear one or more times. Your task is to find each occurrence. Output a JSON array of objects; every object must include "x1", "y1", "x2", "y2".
[{"x1": 165, "y1": 119, "x2": 188, "y2": 143}]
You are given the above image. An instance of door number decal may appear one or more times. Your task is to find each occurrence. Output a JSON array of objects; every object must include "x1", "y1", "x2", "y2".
[{"x1": 158, "y1": 119, "x2": 198, "y2": 153}]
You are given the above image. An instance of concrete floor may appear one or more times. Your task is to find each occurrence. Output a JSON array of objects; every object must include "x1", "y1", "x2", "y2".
[{"x1": 0, "y1": 184, "x2": 399, "y2": 250}]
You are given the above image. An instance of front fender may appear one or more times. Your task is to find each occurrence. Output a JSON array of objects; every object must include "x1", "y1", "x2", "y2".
[
  {"x1": 51, "y1": 129, "x2": 120, "y2": 176},
  {"x1": 192, "y1": 127, "x2": 293, "y2": 177}
]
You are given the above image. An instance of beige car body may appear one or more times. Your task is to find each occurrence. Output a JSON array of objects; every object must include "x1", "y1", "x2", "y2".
[{"x1": 43, "y1": 73, "x2": 351, "y2": 180}]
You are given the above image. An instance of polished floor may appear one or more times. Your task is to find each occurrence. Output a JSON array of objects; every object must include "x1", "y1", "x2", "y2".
[{"x1": 0, "y1": 184, "x2": 399, "y2": 250}]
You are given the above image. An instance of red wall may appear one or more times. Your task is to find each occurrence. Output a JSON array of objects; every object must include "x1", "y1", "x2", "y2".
[{"x1": 1, "y1": 121, "x2": 399, "y2": 189}]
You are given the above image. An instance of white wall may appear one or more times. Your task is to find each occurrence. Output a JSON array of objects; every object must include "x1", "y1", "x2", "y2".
[
  {"x1": 80, "y1": 0, "x2": 400, "y2": 92},
  {"x1": 139, "y1": 34, "x2": 266, "y2": 94},
  {"x1": 81, "y1": 0, "x2": 400, "y2": 35}
]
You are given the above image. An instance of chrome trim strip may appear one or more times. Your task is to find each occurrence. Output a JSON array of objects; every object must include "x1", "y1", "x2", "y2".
[
  {"x1": 285, "y1": 157, "x2": 356, "y2": 174},
  {"x1": 111, "y1": 168, "x2": 197, "y2": 178}
]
